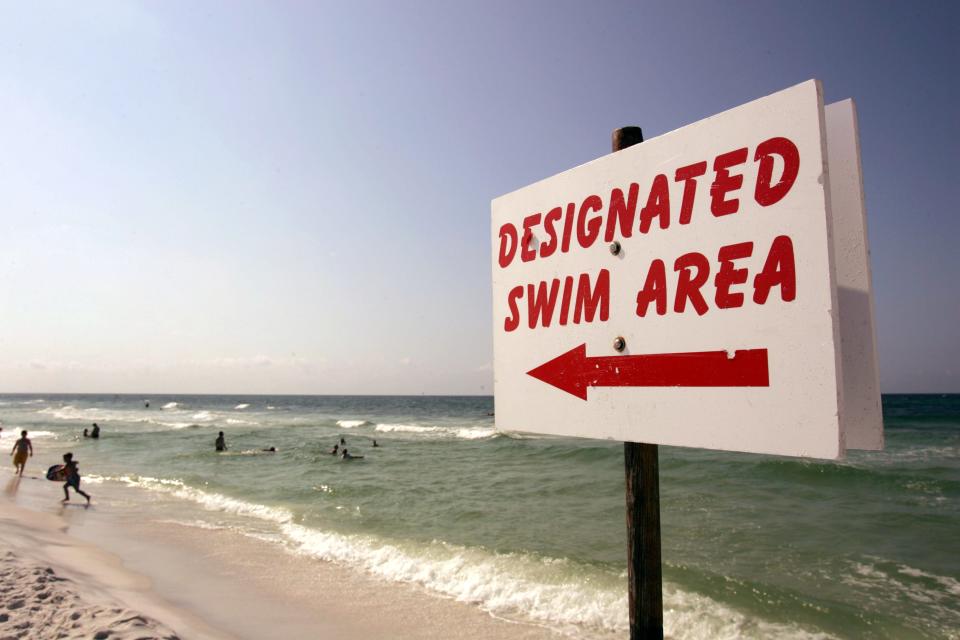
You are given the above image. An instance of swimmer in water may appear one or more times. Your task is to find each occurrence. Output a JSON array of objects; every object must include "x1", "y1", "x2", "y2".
[
  {"x1": 340, "y1": 448, "x2": 364, "y2": 460},
  {"x1": 215, "y1": 431, "x2": 226, "y2": 452},
  {"x1": 329, "y1": 444, "x2": 339, "y2": 455}
]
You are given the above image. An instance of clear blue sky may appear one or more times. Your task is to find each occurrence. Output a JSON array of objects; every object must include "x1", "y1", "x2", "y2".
[{"x1": 1, "y1": 1, "x2": 957, "y2": 394}]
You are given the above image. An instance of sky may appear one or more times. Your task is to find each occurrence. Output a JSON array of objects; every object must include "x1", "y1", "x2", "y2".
[{"x1": 0, "y1": 0, "x2": 957, "y2": 395}]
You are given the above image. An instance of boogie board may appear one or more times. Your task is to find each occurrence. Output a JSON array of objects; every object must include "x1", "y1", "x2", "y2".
[{"x1": 46, "y1": 464, "x2": 67, "y2": 481}]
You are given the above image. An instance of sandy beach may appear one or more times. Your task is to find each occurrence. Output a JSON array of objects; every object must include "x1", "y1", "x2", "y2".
[{"x1": 0, "y1": 470, "x2": 564, "y2": 640}]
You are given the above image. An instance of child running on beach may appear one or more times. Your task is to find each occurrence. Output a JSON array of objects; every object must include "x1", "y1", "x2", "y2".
[
  {"x1": 61, "y1": 453, "x2": 91, "y2": 504},
  {"x1": 10, "y1": 430, "x2": 32, "y2": 476}
]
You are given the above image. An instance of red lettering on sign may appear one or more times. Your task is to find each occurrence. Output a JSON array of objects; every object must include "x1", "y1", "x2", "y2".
[
  {"x1": 715, "y1": 241, "x2": 754, "y2": 309},
  {"x1": 753, "y1": 235, "x2": 796, "y2": 304},
  {"x1": 540, "y1": 206, "x2": 562, "y2": 258},
  {"x1": 498, "y1": 223, "x2": 518, "y2": 269},
  {"x1": 558, "y1": 275, "x2": 574, "y2": 326},
  {"x1": 754, "y1": 137, "x2": 800, "y2": 206},
  {"x1": 636, "y1": 259, "x2": 666, "y2": 317},
  {"x1": 710, "y1": 147, "x2": 748, "y2": 217},
  {"x1": 639, "y1": 174, "x2": 671, "y2": 234},
  {"x1": 527, "y1": 279, "x2": 561, "y2": 329},
  {"x1": 560, "y1": 202, "x2": 576, "y2": 254},
  {"x1": 503, "y1": 271, "x2": 610, "y2": 331},
  {"x1": 604, "y1": 183, "x2": 639, "y2": 242},
  {"x1": 504, "y1": 285, "x2": 523, "y2": 332},
  {"x1": 674, "y1": 252, "x2": 710, "y2": 315},
  {"x1": 577, "y1": 195, "x2": 603, "y2": 249},
  {"x1": 521, "y1": 213, "x2": 541, "y2": 263},
  {"x1": 574, "y1": 269, "x2": 610, "y2": 324},
  {"x1": 675, "y1": 161, "x2": 707, "y2": 225}
]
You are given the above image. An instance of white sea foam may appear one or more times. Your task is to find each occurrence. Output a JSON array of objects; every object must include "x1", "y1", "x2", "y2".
[
  {"x1": 279, "y1": 524, "x2": 833, "y2": 639},
  {"x1": 5, "y1": 430, "x2": 58, "y2": 440},
  {"x1": 38, "y1": 405, "x2": 88, "y2": 421},
  {"x1": 16, "y1": 429, "x2": 57, "y2": 440},
  {"x1": 234, "y1": 404, "x2": 250, "y2": 410},
  {"x1": 897, "y1": 565, "x2": 960, "y2": 597},
  {"x1": 35, "y1": 405, "x2": 203, "y2": 431},
  {"x1": 161, "y1": 422, "x2": 196, "y2": 430},
  {"x1": 336, "y1": 420, "x2": 369, "y2": 428},
  {"x1": 280, "y1": 523, "x2": 628, "y2": 632},
  {"x1": 161, "y1": 402, "x2": 180, "y2": 410},
  {"x1": 191, "y1": 411, "x2": 214, "y2": 422},
  {"x1": 374, "y1": 423, "x2": 496, "y2": 440},
  {"x1": 97, "y1": 475, "x2": 294, "y2": 524}
]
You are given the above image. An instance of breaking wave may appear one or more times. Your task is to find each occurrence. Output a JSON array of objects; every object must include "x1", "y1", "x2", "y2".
[{"x1": 374, "y1": 423, "x2": 496, "y2": 440}]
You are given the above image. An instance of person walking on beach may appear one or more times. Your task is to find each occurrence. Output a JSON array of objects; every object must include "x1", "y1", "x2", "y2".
[
  {"x1": 61, "y1": 453, "x2": 91, "y2": 504},
  {"x1": 10, "y1": 430, "x2": 32, "y2": 476},
  {"x1": 215, "y1": 431, "x2": 227, "y2": 452}
]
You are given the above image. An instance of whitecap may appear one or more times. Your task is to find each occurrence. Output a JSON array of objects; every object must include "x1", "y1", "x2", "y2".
[
  {"x1": 161, "y1": 402, "x2": 180, "y2": 410},
  {"x1": 94, "y1": 475, "x2": 293, "y2": 524},
  {"x1": 374, "y1": 423, "x2": 495, "y2": 440},
  {"x1": 336, "y1": 420, "x2": 369, "y2": 429},
  {"x1": 234, "y1": 403, "x2": 250, "y2": 410}
]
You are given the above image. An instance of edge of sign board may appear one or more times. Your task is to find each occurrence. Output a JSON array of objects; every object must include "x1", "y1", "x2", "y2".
[
  {"x1": 825, "y1": 99, "x2": 884, "y2": 450},
  {"x1": 816, "y1": 80, "x2": 847, "y2": 460}
]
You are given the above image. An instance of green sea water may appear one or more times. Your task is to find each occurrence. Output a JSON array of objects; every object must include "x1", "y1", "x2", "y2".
[{"x1": 1, "y1": 394, "x2": 957, "y2": 639}]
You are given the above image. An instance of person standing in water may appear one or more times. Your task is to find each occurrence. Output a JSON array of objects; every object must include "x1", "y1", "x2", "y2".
[
  {"x1": 215, "y1": 431, "x2": 226, "y2": 452},
  {"x1": 61, "y1": 453, "x2": 91, "y2": 504},
  {"x1": 10, "y1": 430, "x2": 32, "y2": 476},
  {"x1": 90, "y1": 423, "x2": 100, "y2": 439}
]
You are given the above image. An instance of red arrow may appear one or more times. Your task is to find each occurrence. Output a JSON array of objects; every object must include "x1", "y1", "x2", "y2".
[{"x1": 526, "y1": 344, "x2": 769, "y2": 400}]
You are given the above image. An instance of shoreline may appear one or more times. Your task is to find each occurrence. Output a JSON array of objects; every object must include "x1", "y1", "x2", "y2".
[{"x1": 1, "y1": 471, "x2": 563, "y2": 640}]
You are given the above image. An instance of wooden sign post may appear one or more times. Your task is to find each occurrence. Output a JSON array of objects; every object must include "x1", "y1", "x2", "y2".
[{"x1": 614, "y1": 126, "x2": 664, "y2": 640}]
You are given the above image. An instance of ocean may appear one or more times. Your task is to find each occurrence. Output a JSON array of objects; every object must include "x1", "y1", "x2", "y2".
[{"x1": 0, "y1": 394, "x2": 957, "y2": 639}]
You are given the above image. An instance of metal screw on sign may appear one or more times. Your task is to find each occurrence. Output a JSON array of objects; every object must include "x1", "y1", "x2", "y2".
[
  {"x1": 610, "y1": 241, "x2": 622, "y2": 256},
  {"x1": 613, "y1": 336, "x2": 627, "y2": 352}
]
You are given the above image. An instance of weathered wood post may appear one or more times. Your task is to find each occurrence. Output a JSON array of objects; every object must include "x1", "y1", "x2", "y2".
[{"x1": 613, "y1": 126, "x2": 664, "y2": 640}]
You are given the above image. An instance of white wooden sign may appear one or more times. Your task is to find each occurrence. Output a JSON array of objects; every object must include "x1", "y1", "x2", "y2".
[
  {"x1": 491, "y1": 80, "x2": 880, "y2": 459},
  {"x1": 825, "y1": 99, "x2": 883, "y2": 450}
]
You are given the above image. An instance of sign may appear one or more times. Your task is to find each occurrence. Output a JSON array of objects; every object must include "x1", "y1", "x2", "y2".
[
  {"x1": 825, "y1": 99, "x2": 883, "y2": 450},
  {"x1": 491, "y1": 80, "x2": 879, "y2": 459}
]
